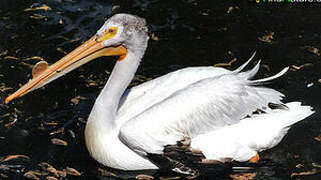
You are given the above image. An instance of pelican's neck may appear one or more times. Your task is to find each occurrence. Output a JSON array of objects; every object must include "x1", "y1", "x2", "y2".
[{"x1": 91, "y1": 50, "x2": 142, "y2": 128}]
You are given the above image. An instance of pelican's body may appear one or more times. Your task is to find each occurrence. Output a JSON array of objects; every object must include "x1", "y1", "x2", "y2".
[
  {"x1": 86, "y1": 66, "x2": 233, "y2": 170},
  {"x1": 6, "y1": 14, "x2": 314, "y2": 174}
]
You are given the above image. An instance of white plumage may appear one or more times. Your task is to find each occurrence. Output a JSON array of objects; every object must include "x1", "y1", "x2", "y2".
[
  {"x1": 191, "y1": 102, "x2": 314, "y2": 162},
  {"x1": 118, "y1": 63, "x2": 286, "y2": 153},
  {"x1": 6, "y1": 14, "x2": 314, "y2": 174}
]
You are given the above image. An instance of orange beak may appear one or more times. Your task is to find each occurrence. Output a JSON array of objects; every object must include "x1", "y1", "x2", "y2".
[{"x1": 5, "y1": 35, "x2": 127, "y2": 104}]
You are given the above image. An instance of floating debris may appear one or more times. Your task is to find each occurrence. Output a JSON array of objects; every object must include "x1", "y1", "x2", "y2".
[
  {"x1": 227, "y1": 6, "x2": 239, "y2": 13},
  {"x1": 291, "y1": 168, "x2": 318, "y2": 177},
  {"x1": 230, "y1": 172, "x2": 256, "y2": 180},
  {"x1": 49, "y1": 127, "x2": 65, "y2": 135},
  {"x1": 4, "y1": 113, "x2": 18, "y2": 127},
  {"x1": 38, "y1": 162, "x2": 66, "y2": 178},
  {"x1": 217, "y1": 27, "x2": 228, "y2": 32},
  {"x1": 68, "y1": 38, "x2": 81, "y2": 43},
  {"x1": 307, "y1": 82, "x2": 314, "y2": 88},
  {"x1": 68, "y1": 130, "x2": 76, "y2": 139},
  {"x1": 0, "y1": 50, "x2": 8, "y2": 56},
  {"x1": 258, "y1": 32, "x2": 274, "y2": 43},
  {"x1": 1, "y1": 155, "x2": 30, "y2": 162},
  {"x1": 151, "y1": 33, "x2": 159, "y2": 41},
  {"x1": 29, "y1": 14, "x2": 46, "y2": 20},
  {"x1": 97, "y1": 168, "x2": 118, "y2": 177},
  {"x1": 0, "y1": 173, "x2": 8, "y2": 178},
  {"x1": 312, "y1": 163, "x2": 321, "y2": 168},
  {"x1": 23, "y1": 56, "x2": 45, "y2": 61},
  {"x1": 291, "y1": 63, "x2": 313, "y2": 70},
  {"x1": 48, "y1": 167, "x2": 66, "y2": 178},
  {"x1": 24, "y1": 171, "x2": 40, "y2": 180},
  {"x1": 186, "y1": 174, "x2": 200, "y2": 179},
  {"x1": 14, "y1": 108, "x2": 22, "y2": 115},
  {"x1": 38, "y1": 163, "x2": 52, "y2": 170},
  {"x1": 112, "y1": 5, "x2": 120, "y2": 11},
  {"x1": 56, "y1": 47, "x2": 67, "y2": 55},
  {"x1": 227, "y1": 6, "x2": 234, "y2": 13},
  {"x1": 159, "y1": 176, "x2": 181, "y2": 180},
  {"x1": 0, "y1": 85, "x2": 11, "y2": 92},
  {"x1": 4, "y1": 56, "x2": 19, "y2": 60},
  {"x1": 56, "y1": 169, "x2": 66, "y2": 178},
  {"x1": 303, "y1": 46, "x2": 320, "y2": 56},
  {"x1": 64, "y1": 167, "x2": 82, "y2": 176},
  {"x1": 44, "y1": 122, "x2": 58, "y2": 126},
  {"x1": 46, "y1": 176, "x2": 58, "y2": 180},
  {"x1": 214, "y1": 58, "x2": 237, "y2": 67},
  {"x1": 133, "y1": 75, "x2": 152, "y2": 82},
  {"x1": 51, "y1": 138, "x2": 68, "y2": 146},
  {"x1": 136, "y1": 174, "x2": 154, "y2": 180},
  {"x1": 70, "y1": 96, "x2": 87, "y2": 105},
  {"x1": 85, "y1": 79, "x2": 98, "y2": 87},
  {"x1": 314, "y1": 134, "x2": 321, "y2": 142},
  {"x1": 262, "y1": 64, "x2": 271, "y2": 71},
  {"x1": 24, "y1": 4, "x2": 52, "y2": 12},
  {"x1": 200, "y1": 9, "x2": 210, "y2": 16}
]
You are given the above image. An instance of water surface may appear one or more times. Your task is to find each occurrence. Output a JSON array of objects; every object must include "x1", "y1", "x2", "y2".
[{"x1": 0, "y1": 0, "x2": 320, "y2": 179}]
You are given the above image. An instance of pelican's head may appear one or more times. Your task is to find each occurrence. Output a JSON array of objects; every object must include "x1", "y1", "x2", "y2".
[
  {"x1": 5, "y1": 14, "x2": 149, "y2": 103},
  {"x1": 96, "y1": 13, "x2": 149, "y2": 55}
]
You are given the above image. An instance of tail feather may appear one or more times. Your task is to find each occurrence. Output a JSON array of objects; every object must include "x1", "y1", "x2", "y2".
[
  {"x1": 233, "y1": 52, "x2": 256, "y2": 73},
  {"x1": 240, "y1": 101, "x2": 314, "y2": 152},
  {"x1": 281, "y1": 102, "x2": 314, "y2": 127},
  {"x1": 238, "y1": 60, "x2": 261, "y2": 79},
  {"x1": 233, "y1": 53, "x2": 288, "y2": 84},
  {"x1": 246, "y1": 60, "x2": 261, "y2": 79},
  {"x1": 250, "y1": 67, "x2": 289, "y2": 85}
]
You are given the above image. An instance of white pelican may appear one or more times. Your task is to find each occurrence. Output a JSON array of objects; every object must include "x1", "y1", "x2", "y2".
[{"x1": 6, "y1": 14, "x2": 314, "y2": 175}]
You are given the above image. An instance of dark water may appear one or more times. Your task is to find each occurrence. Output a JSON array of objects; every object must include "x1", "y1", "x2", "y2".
[{"x1": 0, "y1": 0, "x2": 320, "y2": 179}]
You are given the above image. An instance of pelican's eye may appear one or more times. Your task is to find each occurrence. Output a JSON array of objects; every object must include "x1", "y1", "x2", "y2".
[
  {"x1": 108, "y1": 28, "x2": 115, "y2": 34},
  {"x1": 97, "y1": 27, "x2": 118, "y2": 42}
]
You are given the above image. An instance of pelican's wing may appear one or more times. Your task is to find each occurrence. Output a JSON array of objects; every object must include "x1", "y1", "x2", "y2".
[
  {"x1": 116, "y1": 66, "x2": 231, "y2": 126},
  {"x1": 117, "y1": 53, "x2": 257, "y2": 126},
  {"x1": 119, "y1": 63, "x2": 289, "y2": 155}
]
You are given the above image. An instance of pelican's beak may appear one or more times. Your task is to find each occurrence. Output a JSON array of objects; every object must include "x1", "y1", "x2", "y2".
[{"x1": 5, "y1": 35, "x2": 127, "y2": 104}]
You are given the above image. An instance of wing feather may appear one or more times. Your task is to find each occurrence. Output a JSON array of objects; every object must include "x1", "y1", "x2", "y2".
[
  {"x1": 119, "y1": 65, "x2": 288, "y2": 155},
  {"x1": 116, "y1": 66, "x2": 230, "y2": 127}
]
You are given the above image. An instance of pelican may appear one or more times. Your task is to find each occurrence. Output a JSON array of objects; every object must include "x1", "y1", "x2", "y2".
[{"x1": 6, "y1": 14, "x2": 314, "y2": 175}]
